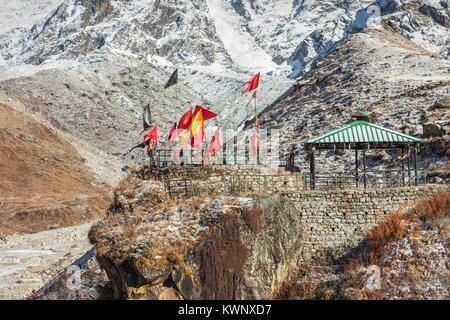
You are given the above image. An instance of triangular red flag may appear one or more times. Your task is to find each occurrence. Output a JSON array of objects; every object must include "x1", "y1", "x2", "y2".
[
  {"x1": 143, "y1": 125, "x2": 157, "y2": 142},
  {"x1": 169, "y1": 109, "x2": 193, "y2": 143},
  {"x1": 242, "y1": 72, "x2": 260, "y2": 95},
  {"x1": 193, "y1": 105, "x2": 217, "y2": 121},
  {"x1": 178, "y1": 109, "x2": 193, "y2": 129}
]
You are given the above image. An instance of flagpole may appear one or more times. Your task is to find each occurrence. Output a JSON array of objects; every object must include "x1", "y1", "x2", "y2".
[{"x1": 254, "y1": 91, "x2": 260, "y2": 165}]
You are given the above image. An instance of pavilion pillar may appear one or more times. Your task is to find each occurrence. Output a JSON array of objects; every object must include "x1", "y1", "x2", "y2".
[
  {"x1": 407, "y1": 146, "x2": 411, "y2": 186},
  {"x1": 355, "y1": 146, "x2": 359, "y2": 188},
  {"x1": 401, "y1": 147, "x2": 405, "y2": 186},
  {"x1": 363, "y1": 147, "x2": 367, "y2": 188},
  {"x1": 414, "y1": 144, "x2": 418, "y2": 186},
  {"x1": 310, "y1": 147, "x2": 315, "y2": 190}
]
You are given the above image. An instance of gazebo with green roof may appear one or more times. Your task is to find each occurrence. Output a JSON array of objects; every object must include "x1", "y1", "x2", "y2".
[{"x1": 304, "y1": 112, "x2": 424, "y2": 190}]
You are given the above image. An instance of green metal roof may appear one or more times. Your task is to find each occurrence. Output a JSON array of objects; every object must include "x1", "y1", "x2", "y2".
[{"x1": 306, "y1": 121, "x2": 423, "y2": 144}]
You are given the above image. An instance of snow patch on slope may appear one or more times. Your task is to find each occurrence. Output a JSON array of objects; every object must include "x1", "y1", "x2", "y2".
[{"x1": 0, "y1": 0, "x2": 62, "y2": 35}]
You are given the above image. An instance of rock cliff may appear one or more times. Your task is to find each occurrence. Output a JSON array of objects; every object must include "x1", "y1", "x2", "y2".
[{"x1": 88, "y1": 173, "x2": 302, "y2": 299}]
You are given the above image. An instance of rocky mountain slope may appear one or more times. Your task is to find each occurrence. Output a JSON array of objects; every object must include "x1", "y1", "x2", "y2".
[
  {"x1": 1, "y1": 1, "x2": 448, "y2": 133},
  {"x1": 1, "y1": 1, "x2": 448, "y2": 76},
  {"x1": 0, "y1": 61, "x2": 202, "y2": 186},
  {"x1": 0, "y1": 103, "x2": 111, "y2": 235},
  {"x1": 254, "y1": 26, "x2": 449, "y2": 173}
]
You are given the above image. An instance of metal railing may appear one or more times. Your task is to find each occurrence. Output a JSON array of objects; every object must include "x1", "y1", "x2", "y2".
[
  {"x1": 151, "y1": 148, "x2": 284, "y2": 168},
  {"x1": 167, "y1": 169, "x2": 427, "y2": 198}
]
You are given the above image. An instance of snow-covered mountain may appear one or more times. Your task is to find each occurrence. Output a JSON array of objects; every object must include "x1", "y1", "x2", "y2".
[
  {"x1": 1, "y1": 0, "x2": 447, "y2": 127},
  {"x1": 1, "y1": 0, "x2": 448, "y2": 75},
  {"x1": 0, "y1": 0, "x2": 448, "y2": 183}
]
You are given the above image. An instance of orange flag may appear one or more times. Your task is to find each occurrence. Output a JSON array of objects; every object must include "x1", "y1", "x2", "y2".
[{"x1": 190, "y1": 109, "x2": 204, "y2": 136}]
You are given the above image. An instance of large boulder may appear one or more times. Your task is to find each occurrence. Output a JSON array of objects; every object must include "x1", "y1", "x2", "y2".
[
  {"x1": 423, "y1": 123, "x2": 444, "y2": 138},
  {"x1": 89, "y1": 176, "x2": 303, "y2": 300}
]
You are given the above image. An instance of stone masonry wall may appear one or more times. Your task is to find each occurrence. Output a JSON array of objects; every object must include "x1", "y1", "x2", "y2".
[
  {"x1": 284, "y1": 185, "x2": 445, "y2": 261},
  {"x1": 138, "y1": 164, "x2": 285, "y2": 181}
]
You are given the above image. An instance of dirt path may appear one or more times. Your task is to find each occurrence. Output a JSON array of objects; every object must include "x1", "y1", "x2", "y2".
[{"x1": 0, "y1": 223, "x2": 95, "y2": 299}]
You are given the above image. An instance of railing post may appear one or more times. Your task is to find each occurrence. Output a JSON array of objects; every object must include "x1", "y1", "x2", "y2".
[
  {"x1": 408, "y1": 147, "x2": 411, "y2": 186},
  {"x1": 401, "y1": 147, "x2": 405, "y2": 186},
  {"x1": 309, "y1": 147, "x2": 315, "y2": 190},
  {"x1": 363, "y1": 147, "x2": 367, "y2": 188}
]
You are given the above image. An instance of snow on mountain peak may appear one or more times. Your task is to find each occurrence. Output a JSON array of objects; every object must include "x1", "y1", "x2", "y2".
[{"x1": 1, "y1": 0, "x2": 448, "y2": 78}]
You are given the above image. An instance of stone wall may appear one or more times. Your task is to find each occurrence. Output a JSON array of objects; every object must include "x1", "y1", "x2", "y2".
[
  {"x1": 138, "y1": 164, "x2": 285, "y2": 181},
  {"x1": 284, "y1": 185, "x2": 445, "y2": 261}
]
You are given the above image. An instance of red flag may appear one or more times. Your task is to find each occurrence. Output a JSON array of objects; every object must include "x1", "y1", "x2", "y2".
[
  {"x1": 193, "y1": 105, "x2": 217, "y2": 121},
  {"x1": 205, "y1": 128, "x2": 221, "y2": 156},
  {"x1": 143, "y1": 125, "x2": 157, "y2": 142},
  {"x1": 169, "y1": 109, "x2": 193, "y2": 143},
  {"x1": 242, "y1": 72, "x2": 260, "y2": 94},
  {"x1": 178, "y1": 109, "x2": 193, "y2": 129},
  {"x1": 168, "y1": 123, "x2": 177, "y2": 141}
]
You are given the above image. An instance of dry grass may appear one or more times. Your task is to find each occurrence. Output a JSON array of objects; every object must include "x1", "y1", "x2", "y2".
[
  {"x1": 410, "y1": 191, "x2": 450, "y2": 228},
  {"x1": 0, "y1": 103, "x2": 112, "y2": 235}
]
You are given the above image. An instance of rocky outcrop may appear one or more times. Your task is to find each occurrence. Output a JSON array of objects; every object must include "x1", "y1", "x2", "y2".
[
  {"x1": 88, "y1": 173, "x2": 302, "y2": 300},
  {"x1": 423, "y1": 123, "x2": 445, "y2": 138}
]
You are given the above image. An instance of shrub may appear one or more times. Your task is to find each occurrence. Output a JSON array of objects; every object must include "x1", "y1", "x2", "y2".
[
  {"x1": 364, "y1": 212, "x2": 406, "y2": 258},
  {"x1": 410, "y1": 191, "x2": 450, "y2": 228}
]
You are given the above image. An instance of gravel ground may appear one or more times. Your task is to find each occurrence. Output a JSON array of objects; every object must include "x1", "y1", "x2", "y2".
[{"x1": 0, "y1": 223, "x2": 96, "y2": 299}]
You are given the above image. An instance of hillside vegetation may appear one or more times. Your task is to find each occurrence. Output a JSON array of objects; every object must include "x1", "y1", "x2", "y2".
[{"x1": 273, "y1": 191, "x2": 450, "y2": 300}]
